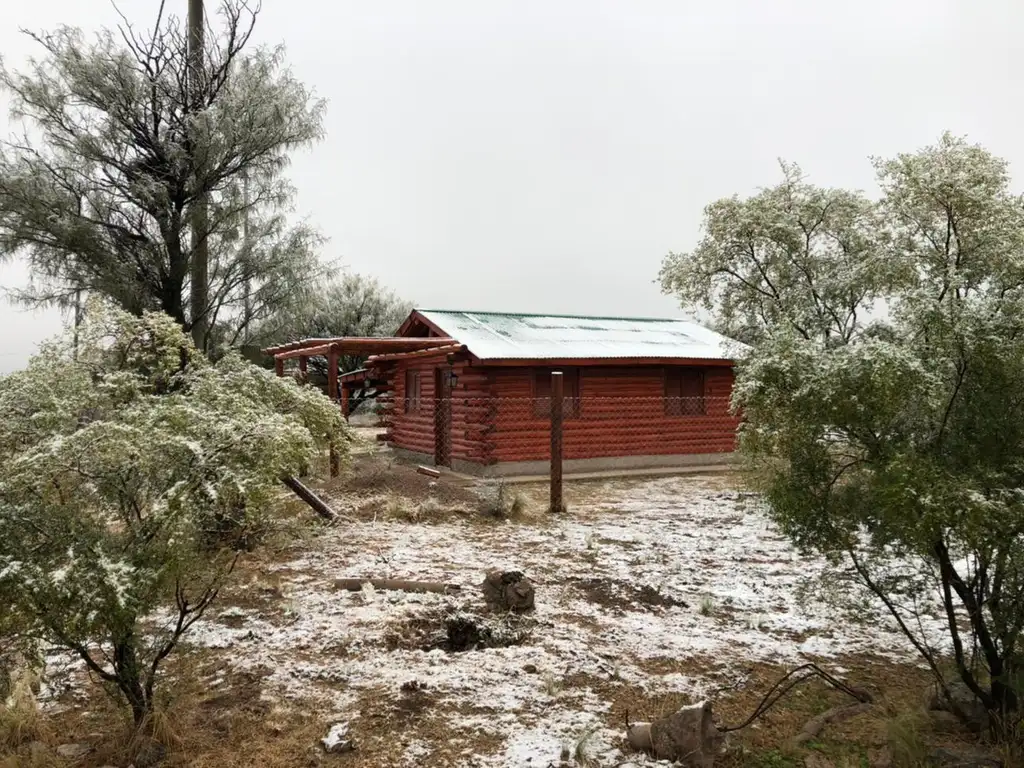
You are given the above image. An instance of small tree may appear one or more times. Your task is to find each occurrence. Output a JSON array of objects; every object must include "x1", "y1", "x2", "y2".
[
  {"x1": 0, "y1": 304, "x2": 345, "y2": 725},
  {"x1": 662, "y1": 133, "x2": 1024, "y2": 735}
]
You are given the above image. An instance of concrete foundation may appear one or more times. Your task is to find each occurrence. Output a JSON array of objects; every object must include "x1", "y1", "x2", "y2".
[{"x1": 386, "y1": 445, "x2": 735, "y2": 480}]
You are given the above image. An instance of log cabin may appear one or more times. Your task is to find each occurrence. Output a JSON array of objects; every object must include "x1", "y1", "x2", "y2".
[{"x1": 265, "y1": 309, "x2": 745, "y2": 477}]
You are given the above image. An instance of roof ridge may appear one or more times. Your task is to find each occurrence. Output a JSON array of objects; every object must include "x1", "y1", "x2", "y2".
[{"x1": 416, "y1": 308, "x2": 692, "y2": 323}]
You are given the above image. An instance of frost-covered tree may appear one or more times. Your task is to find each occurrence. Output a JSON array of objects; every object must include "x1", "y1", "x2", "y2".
[
  {"x1": 0, "y1": 1, "x2": 326, "y2": 353},
  {"x1": 665, "y1": 134, "x2": 1024, "y2": 735},
  {"x1": 659, "y1": 161, "x2": 895, "y2": 346},
  {"x1": 0, "y1": 304, "x2": 345, "y2": 725},
  {"x1": 253, "y1": 272, "x2": 413, "y2": 374}
]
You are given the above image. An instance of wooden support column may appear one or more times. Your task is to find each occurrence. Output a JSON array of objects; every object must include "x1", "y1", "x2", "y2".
[
  {"x1": 341, "y1": 385, "x2": 350, "y2": 421},
  {"x1": 549, "y1": 371, "x2": 564, "y2": 514},
  {"x1": 327, "y1": 347, "x2": 339, "y2": 401},
  {"x1": 274, "y1": 356, "x2": 284, "y2": 377},
  {"x1": 327, "y1": 347, "x2": 340, "y2": 478},
  {"x1": 298, "y1": 355, "x2": 308, "y2": 379}
]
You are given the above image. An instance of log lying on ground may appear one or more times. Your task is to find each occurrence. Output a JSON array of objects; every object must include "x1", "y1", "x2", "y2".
[
  {"x1": 334, "y1": 578, "x2": 462, "y2": 594},
  {"x1": 417, "y1": 465, "x2": 441, "y2": 478},
  {"x1": 281, "y1": 475, "x2": 337, "y2": 522},
  {"x1": 791, "y1": 702, "x2": 873, "y2": 747}
]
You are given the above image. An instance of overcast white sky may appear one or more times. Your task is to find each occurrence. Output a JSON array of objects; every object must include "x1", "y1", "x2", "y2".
[{"x1": 1, "y1": 0, "x2": 1022, "y2": 371}]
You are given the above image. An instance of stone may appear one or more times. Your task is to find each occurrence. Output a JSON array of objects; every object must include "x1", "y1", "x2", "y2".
[
  {"x1": 926, "y1": 680, "x2": 990, "y2": 733},
  {"x1": 321, "y1": 722, "x2": 355, "y2": 754},
  {"x1": 648, "y1": 701, "x2": 719, "y2": 767},
  {"x1": 481, "y1": 570, "x2": 535, "y2": 613},
  {"x1": 56, "y1": 743, "x2": 92, "y2": 760},
  {"x1": 523, "y1": 663, "x2": 538, "y2": 674}
]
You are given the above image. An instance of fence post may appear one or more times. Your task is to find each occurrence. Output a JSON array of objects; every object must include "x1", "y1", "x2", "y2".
[
  {"x1": 274, "y1": 357, "x2": 284, "y2": 377},
  {"x1": 549, "y1": 371, "x2": 564, "y2": 513}
]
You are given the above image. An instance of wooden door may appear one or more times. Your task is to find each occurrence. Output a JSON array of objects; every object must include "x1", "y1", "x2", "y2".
[{"x1": 434, "y1": 368, "x2": 452, "y2": 467}]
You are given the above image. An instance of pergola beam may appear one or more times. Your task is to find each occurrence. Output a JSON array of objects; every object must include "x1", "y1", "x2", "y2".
[{"x1": 265, "y1": 337, "x2": 456, "y2": 359}]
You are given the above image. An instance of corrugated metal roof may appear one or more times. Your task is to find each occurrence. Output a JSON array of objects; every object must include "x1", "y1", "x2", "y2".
[{"x1": 415, "y1": 310, "x2": 744, "y2": 361}]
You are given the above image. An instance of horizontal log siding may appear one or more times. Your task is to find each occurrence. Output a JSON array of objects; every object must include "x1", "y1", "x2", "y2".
[
  {"x1": 488, "y1": 366, "x2": 738, "y2": 463},
  {"x1": 384, "y1": 356, "x2": 491, "y2": 464}
]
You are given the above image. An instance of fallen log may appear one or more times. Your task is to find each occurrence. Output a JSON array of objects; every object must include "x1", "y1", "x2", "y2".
[
  {"x1": 417, "y1": 466, "x2": 441, "y2": 478},
  {"x1": 281, "y1": 475, "x2": 337, "y2": 522},
  {"x1": 792, "y1": 702, "x2": 873, "y2": 747},
  {"x1": 334, "y1": 578, "x2": 462, "y2": 594}
]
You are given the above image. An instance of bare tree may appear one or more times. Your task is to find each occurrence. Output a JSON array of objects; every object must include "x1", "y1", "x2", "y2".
[{"x1": 0, "y1": 0, "x2": 326, "y2": 352}]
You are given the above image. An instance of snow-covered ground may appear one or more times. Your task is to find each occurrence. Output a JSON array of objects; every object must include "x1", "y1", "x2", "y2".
[{"x1": 174, "y1": 474, "x2": 946, "y2": 767}]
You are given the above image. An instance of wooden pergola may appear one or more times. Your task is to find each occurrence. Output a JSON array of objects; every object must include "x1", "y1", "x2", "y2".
[{"x1": 263, "y1": 336, "x2": 456, "y2": 417}]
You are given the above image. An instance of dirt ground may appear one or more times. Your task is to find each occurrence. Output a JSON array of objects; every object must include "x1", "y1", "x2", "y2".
[{"x1": 1, "y1": 437, "x2": 1002, "y2": 768}]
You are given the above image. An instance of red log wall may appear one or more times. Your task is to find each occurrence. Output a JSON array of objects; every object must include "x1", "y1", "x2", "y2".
[
  {"x1": 488, "y1": 366, "x2": 738, "y2": 463},
  {"x1": 380, "y1": 361, "x2": 739, "y2": 468}
]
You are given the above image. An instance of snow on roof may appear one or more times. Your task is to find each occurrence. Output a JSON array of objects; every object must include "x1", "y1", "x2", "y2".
[{"x1": 415, "y1": 309, "x2": 745, "y2": 362}]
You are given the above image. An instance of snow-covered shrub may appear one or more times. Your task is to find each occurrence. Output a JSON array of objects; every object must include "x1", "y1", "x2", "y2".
[
  {"x1": 0, "y1": 305, "x2": 346, "y2": 725},
  {"x1": 663, "y1": 134, "x2": 1024, "y2": 737}
]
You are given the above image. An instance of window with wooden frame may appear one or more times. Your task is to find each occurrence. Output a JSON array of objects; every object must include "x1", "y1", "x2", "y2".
[
  {"x1": 405, "y1": 370, "x2": 422, "y2": 413},
  {"x1": 533, "y1": 368, "x2": 581, "y2": 419},
  {"x1": 664, "y1": 367, "x2": 706, "y2": 416}
]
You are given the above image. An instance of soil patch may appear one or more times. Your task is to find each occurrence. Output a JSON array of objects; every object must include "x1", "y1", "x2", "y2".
[
  {"x1": 570, "y1": 576, "x2": 689, "y2": 612},
  {"x1": 384, "y1": 606, "x2": 536, "y2": 653}
]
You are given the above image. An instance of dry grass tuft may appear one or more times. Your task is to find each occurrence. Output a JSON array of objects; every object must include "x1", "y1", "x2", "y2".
[
  {"x1": 0, "y1": 693, "x2": 47, "y2": 752},
  {"x1": 478, "y1": 481, "x2": 534, "y2": 520},
  {"x1": 885, "y1": 707, "x2": 929, "y2": 767}
]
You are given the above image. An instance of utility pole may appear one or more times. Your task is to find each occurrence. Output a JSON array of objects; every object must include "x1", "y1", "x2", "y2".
[
  {"x1": 242, "y1": 168, "x2": 251, "y2": 343},
  {"x1": 188, "y1": 0, "x2": 209, "y2": 353},
  {"x1": 240, "y1": 56, "x2": 252, "y2": 345}
]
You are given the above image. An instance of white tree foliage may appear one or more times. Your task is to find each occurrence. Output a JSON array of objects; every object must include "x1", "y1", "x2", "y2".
[
  {"x1": 0, "y1": 303, "x2": 346, "y2": 722},
  {"x1": 664, "y1": 133, "x2": 1024, "y2": 730},
  {"x1": 0, "y1": 1, "x2": 326, "y2": 351}
]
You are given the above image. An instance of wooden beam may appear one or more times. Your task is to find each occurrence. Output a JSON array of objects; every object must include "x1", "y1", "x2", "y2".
[
  {"x1": 268, "y1": 337, "x2": 457, "y2": 359},
  {"x1": 367, "y1": 344, "x2": 466, "y2": 363},
  {"x1": 298, "y1": 355, "x2": 308, "y2": 375},
  {"x1": 274, "y1": 357, "x2": 284, "y2": 377}
]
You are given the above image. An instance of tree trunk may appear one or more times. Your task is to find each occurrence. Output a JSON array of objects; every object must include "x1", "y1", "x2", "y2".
[{"x1": 113, "y1": 637, "x2": 150, "y2": 726}]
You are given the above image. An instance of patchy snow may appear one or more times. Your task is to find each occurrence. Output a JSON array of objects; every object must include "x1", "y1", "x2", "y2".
[{"x1": 176, "y1": 477, "x2": 948, "y2": 764}]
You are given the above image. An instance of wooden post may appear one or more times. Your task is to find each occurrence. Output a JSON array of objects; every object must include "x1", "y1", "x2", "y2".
[
  {"x1": 549, "y1": 371, "x2": 564, "y2": 514},
  {"x1": 327, "y1": 347, "x2": 339, "y2": 401},
  {"x1": 341, "y1": 385, "x2": 350, "y2": 421},
  {"x1": 274, "y1": 356, "x2": 284, "y2": 377},
  {"x1": 328, "y1": 347, "x2": 340, "y2": 478},
  {"x1": 299, "y1": 355, "x2": 308, "y2": 378}
]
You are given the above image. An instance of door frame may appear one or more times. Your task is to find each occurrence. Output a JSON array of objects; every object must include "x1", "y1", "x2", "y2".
[{"x1": 433, "y1": 368, "x2": 452, "y2": 467}]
